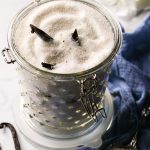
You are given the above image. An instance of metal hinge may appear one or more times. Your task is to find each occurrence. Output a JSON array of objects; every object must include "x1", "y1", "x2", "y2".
[{"x1": 1, "y1": 48, "x2": 16, "y2": 64}]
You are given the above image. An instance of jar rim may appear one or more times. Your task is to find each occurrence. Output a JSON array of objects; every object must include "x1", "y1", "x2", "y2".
[{"x1": 8, "y1": 0, "x2": 122, "y2": 80}]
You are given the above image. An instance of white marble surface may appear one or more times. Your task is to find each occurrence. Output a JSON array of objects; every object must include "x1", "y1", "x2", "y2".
[
  {"x1": 0, "y1": 1, "x2": 37, "y2": 150},
  {"x1": 0, "y1": 0, "x2": 149, "y2": 150}
]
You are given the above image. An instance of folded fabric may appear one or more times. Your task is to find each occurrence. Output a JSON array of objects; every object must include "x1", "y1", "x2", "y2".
[{"x1": 79, "y1": 13, "x2": 150, "y2": 150}]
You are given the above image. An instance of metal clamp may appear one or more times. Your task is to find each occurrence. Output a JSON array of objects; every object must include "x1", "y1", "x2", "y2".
[
  {"x1": 1, "y1": 48, "x2": 16, "y2": 64},
  {"x1": 78, "y1": 74, "x2": 107, "y2": 122}
]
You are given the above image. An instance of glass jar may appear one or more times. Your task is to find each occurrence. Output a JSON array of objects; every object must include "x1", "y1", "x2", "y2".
[{"x1": 2, "y1": 0, "x2": 122, "y2": 149}]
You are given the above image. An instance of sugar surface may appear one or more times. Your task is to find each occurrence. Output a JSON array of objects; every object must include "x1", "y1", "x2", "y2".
[{"x1": 14, "y1": 0, "x2": 115, "y2": 74}]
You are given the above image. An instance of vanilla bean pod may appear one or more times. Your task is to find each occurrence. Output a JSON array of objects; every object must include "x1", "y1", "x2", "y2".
[
  {"x1": 72, "y1": 29, "x2": 81, "y2": 46},
  {"x1": 0, "y1": 123, "x2": 21, "y2": 150},
  {"x1": 30, "y1": 24, "x2": 53, "y2": 42}
]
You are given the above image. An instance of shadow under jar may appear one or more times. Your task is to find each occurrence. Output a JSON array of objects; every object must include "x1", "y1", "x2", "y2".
[{"x1": 2, "y1": 0, "x2": 122, "y2": 144}]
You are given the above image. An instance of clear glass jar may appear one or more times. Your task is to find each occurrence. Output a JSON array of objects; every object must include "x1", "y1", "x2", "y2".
[{"x1": 2, "y1": 0, "x2": 122, "y2": 148}]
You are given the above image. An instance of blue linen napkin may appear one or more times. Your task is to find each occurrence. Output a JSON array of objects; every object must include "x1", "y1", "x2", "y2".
[{"x1": 79, "y1": 14, "x2": 150, "y2": 150}]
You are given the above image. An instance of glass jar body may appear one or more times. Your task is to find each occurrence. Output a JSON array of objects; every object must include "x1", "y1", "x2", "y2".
[{"x1": 7, "y1": 0, "x2": 122, "y2": 139}]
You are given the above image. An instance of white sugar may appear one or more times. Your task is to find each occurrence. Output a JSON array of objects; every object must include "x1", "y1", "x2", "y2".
[{"x1": 15, "y1": 0, "x2": 115, "y2": 74}]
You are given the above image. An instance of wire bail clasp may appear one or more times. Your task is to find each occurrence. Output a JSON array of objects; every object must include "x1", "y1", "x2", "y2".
[
  {"x1": 1, "y1": 48, "x2": 16, "y2": 64},
  {"x1": 78, "y1": 74, "x2": 107, "y2": 122}
]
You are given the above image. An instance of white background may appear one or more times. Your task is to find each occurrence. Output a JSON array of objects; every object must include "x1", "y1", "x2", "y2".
[{"x1": 0, "y1": 0, "x2": 37, "y2": 150}]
